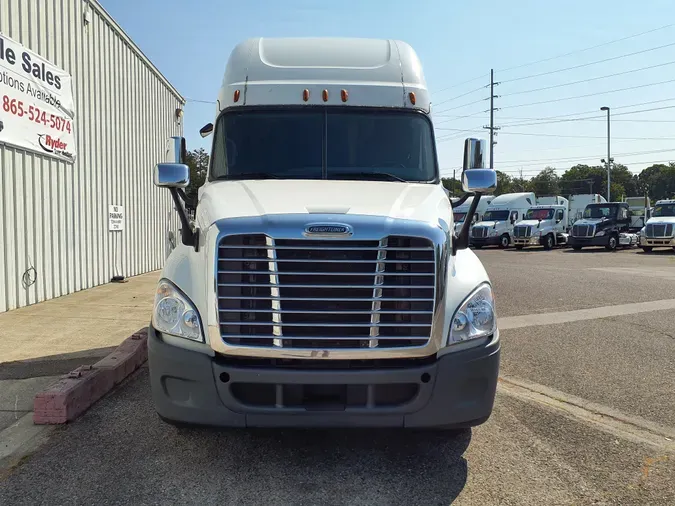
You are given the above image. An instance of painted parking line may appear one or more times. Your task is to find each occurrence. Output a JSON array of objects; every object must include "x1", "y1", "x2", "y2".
[
  {"x1": 498, "y1": 298, "x2": 675, "y2": 330},
  {"x1": 498, "y1": 375, "x2": 675, "y2": 452},
  {"x1": 589, "y1": 266, "x2": 675, "y2": 280}
]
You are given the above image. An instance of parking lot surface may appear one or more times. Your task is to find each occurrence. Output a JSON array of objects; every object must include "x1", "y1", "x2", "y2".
[{"x1": 1, "y1": 247, "x2": 674, "y2": 505}]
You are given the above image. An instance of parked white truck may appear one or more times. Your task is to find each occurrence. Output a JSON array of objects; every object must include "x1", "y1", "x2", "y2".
[
  {"x1": 453, "y1": 195, "x2": 494, "y2": 235},
  {"x1": 639, "y1": 199, "x2": 675, "y2": 252},
  {"x1": 148, "y1": 37, "x2": 500, "y2": 430},
  {"x1": 512, "y1": 202, "x2": 569, "y2": 250},
  {"x1": 470, "y1": 192, "x2": 536, "y2": 248}
]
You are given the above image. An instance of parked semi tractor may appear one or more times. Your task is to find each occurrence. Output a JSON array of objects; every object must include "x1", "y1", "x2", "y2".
[
  {"x1": 512, "y1": 201, "x2": 569, "y2": 250},
  {"x1": 147, "y1": 37, "x2": 500, "y2": 430},
  {"x1": 470, "y1": 192, "x2": 535, "y2": 249},
  {"x1": 453, "y1": 195, "x2": 494, "y2": 235},
  {"x1": 639, "y1": 199, "x2": 675, "y2": 252},
  {"x1": 568, "y1": 202, "x2": 638, "y2": 251}
]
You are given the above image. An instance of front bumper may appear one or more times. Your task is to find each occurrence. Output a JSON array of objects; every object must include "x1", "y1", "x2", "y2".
[
  {"x1": 512, "y1": 236, "x2": 541, "y2": 247},
  {"x1": 568, "y1": 235, "x2": 608, "y2": 247},
  {"x1": 470, "y1": 235, "x2": 501, "y2": 247},
  {"x1": 642, "y1": 237, "x2": 675, "y2": 247},
  {"x1": 148, "y1": 326, "x2": 500, "y2": 428}
]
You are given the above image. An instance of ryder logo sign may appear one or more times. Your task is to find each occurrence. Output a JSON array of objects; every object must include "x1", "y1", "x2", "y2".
[{"x1": 38, "y1": 133, "x2": 73, "y2": 160}]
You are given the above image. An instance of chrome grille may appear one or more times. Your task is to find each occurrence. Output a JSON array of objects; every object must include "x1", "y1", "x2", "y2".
[
  {"x1": 513, "y1": 225, "x2": 531, "y2": 238},
  {"x1": 216, "y1": 234, "x2": 436, "y2": 349},
  {"x1": 472, "y1": 227, "x2": 488, "y2": 238},
  {"x1": 646, "y1": 224, "x2": 673, "y2": 238},
  {"x1": 572, "y1": 224, "x2": 594, "y2": 237}
]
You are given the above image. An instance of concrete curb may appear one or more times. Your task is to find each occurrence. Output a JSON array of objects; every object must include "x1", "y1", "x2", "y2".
[{"x1": 33, "y1": 328, "x2": 148, "y2": 424}]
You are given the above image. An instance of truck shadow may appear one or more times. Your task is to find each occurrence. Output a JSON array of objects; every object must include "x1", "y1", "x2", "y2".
[{"x1": 187, "y1": 426, "x2": 472, "y2": 504}]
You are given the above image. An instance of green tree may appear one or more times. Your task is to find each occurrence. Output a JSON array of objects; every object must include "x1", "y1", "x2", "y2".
[
  {"x1": 610, "y1": 163, "x2": 638, "y2": 198},
  {"x1": 637, "y1": 163, "x2": 675, "y2": 201},
  {"x1": 441, "y1": 176, "x2": 461, "y2": 196},
  {"x1": 528, "y1": 167, "x2": 560, "y2": 196},
  {"x1": 560, "y1": 164, "x2": 607, "y2": 198},
  {"x1": 495, "y1": 171, "x2": 514, "y2": 195},
  {"x1": 183, "y1": 147, "x2": 209, "y2": 204}
]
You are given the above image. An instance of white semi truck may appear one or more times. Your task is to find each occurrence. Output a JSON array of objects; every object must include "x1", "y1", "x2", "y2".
[
  {"x1": 512, "y1": 201, "x2": 570, "y2": 250},
  {"x1": 470, "y1": 192, "x2": 536, "y2": 249},
  {"x1": 453, "y1": 195, "x2": 494, "y2": 235},
  {"x1": 148, "y1": 37, "x2": 500, "y2": 430},
  {"x1": 639, "y1": 199, "x2": 675, "y2": 252}
]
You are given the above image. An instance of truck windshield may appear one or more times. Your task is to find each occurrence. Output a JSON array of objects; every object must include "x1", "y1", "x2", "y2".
[
  {"x1": 210, "y1": 108, "x2": 437, "y2": 182},
  {"x1": 454, "y1": 212, "x2": 467, "y2": 223},
  {"x1": 525, "y1": 208, "x2": 554, "y2": 220},
  {"x1": 482, "y1": 210, "x2": 509, "y2": 221},
  {"x1": 583, "y1": 205, "x2": 615, "y2": 219},
  {"x1": 652, "y1": 204, "x2": 675, "y2": 217}
]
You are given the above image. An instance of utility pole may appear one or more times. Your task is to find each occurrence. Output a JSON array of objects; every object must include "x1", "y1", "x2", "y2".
[
  {"x1": 452, "y1": 169, "x2": 456, "y2": 196},
  {"x1": 601, "y1": 106, "x2": 611, "y2": 201},
  {"x1": 483, "y1": 69, "x2": 500, "y2": 168}
]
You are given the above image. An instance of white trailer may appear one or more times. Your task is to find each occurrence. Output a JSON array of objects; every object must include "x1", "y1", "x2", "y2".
[
  {"x1": 470, "y1": 192, "x2": 536, "y2": 248},
  {"x1": 569, "y1": 194, "x2": 607, "y2": 227}
]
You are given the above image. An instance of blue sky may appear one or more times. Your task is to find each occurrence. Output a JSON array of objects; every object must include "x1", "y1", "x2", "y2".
[{"x1": 102, "y1": 0, "x2": 675, "y2": 179}]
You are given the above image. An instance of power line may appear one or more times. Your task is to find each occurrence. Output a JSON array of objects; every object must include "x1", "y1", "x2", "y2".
[
  {"x1": 499, "y1": 105, "x2": 675, "y2": 128},
  {"x1": 434, "y1": 97, "x2": 488, "y2": 114},
  {"x1": 433, "y1": 74, "x2": 490, "y2": 95},
  {"x1": 499, "y1": 148, "x2": 675, "y2": 166},
  {"x1": 434, "y1": 23, "x2": 673, "y2": 94},
  {"x1": 499, "y1": 78, "x2": 675, "y2": 110},
  {"x1": 498, "y1": 131, "x2": 675, "y2": 140},
  {"x1": 185, "y1": 98, "x2": 216, "y2": 104},
  {"x1": 499, "y1": 60, "x2": 675, "y2": 97},
  {"x1": 500, "y1": 41, "x2": 675, "y2": 84},
  {"x1": 433, "y1": 85, "x2": 487, "y2": 106},
  {"x1": 496, "y1": 23, "x2": 675, "y2": 73}
]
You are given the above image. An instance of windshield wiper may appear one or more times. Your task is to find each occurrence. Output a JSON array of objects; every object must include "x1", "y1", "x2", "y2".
[
  {"x1": 332, "y1": 172, "x2": 407, "y2": 182},
  {"x1": 219, "y1": 172, "x2": 281, "y2": 180}
]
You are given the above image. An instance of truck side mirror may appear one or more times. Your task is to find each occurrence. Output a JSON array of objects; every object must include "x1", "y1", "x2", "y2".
[
  {"x1": 200, "y1": 123, "x2": 214, "y2": 138},
  {"x1": 461, "y1": 138, "x2": 497, "y2": 193},
  {"x1": 155, "y1": 136, "x2": 199, "y2": 251},
  {"x1": 154, "y1": 163, "x2": 190, "y2": 188},
  {"x1": 454, "y1": 138, "x2": 497, "y2": 254}
]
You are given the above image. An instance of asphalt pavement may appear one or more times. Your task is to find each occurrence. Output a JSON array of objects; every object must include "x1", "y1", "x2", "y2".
[{"x1": 1, "y1": 247, "x2": 674, "y2": 505}]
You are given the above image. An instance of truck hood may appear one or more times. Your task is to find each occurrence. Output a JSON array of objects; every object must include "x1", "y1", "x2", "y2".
[
  {"x1": 474, "y1": 221, "x2": 506, "y2": 228},
  {"x1": 515, "y1": 219, "x2": 550, "y2": 228},
  {"x1": 645, "y1": 216, "x2": 675, "y2": 225},
  {"x1": 573, "y1": 218, "x2": 606, "y2": 226},
  {"x1": 197, "y1": 180, "x2": 450, "y2": 226}
]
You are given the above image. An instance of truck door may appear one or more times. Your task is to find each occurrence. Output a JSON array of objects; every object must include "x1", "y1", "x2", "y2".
[
  {"x1": 617, "y1": 206, "x2": 630, "y2": 230},
  {"x1": 555, "y1": 209, "x2": 565, "y2": 231}
]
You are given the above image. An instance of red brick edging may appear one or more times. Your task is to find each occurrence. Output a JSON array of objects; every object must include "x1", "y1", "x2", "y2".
[{"x1": 33, "y1": 328, "x2": 148, "y2": 424}]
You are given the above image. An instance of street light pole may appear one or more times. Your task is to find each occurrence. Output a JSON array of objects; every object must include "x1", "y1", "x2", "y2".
[{"x1": 601, "y1": 106, "x2": 611, "y2": 201}]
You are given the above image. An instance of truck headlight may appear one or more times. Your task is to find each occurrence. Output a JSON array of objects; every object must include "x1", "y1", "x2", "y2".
[
  {"x1": 448, "y1": 283, "x2": 497, "y2": 345},
  {"x1": 489, "y1": 229, "x2": 499, "y2": 237},
  {"x1": 152, "y1": 279, "x2": 204, "y2": 342},
  {"x1": 595, "y1": 230, "x2": 605, "y2": 237}
]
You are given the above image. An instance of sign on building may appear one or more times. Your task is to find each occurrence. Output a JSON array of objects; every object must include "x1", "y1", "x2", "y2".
[
  {"x1": 108, "y1": 205, "x2": 125, "y2": 231},
  {"x1": 0, "y1": 32, "x2": 76, "y2": 163}
]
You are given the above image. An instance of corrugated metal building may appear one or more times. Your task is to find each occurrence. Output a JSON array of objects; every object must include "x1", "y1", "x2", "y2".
[{"x1": 0, "y1": 0, "x2": 183, "y2": 313}]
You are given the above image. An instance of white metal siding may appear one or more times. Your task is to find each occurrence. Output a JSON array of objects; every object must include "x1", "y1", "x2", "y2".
[{"x1": 0, "y1": 0, "x2": 183, "y2": 313}]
